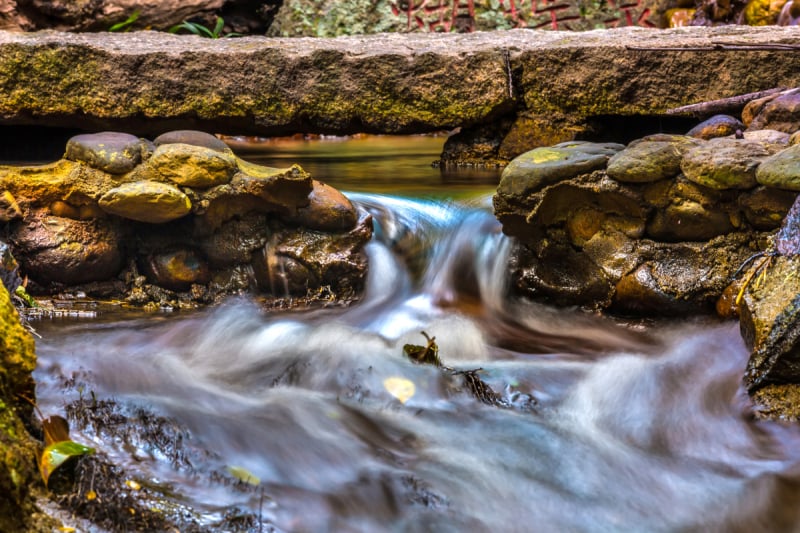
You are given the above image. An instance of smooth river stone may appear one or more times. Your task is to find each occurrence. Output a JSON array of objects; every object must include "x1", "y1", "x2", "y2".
[
  {"x1": 285, "y1": 180, "x2": 358, "y2": 231},
  {"x1": 99, "y1": 181, "x2": 191, "y2": 223},
  {"x1": 756, "y1": 143, "x2": 800, "y2": 191},
  {"x1": 606, "y1": 141, "x2": 683, "y2": 183},
  {"x1": 154, "y1": 130, "x2": 232, "y2": 153},
  {"x1": 686, "y1": 114, "x2": 744, "y2": 140},
  {"x1": 65, "y1": 131, "x2": 148, "y2": 174},
  {"x1": 149, "y1": 143, "x2": 236, "y2": 188},
  {"x1": 498, "y1": 141, "x2": 624, "y2": 198},
  {"x1": 681, "y1": 138, "x2": 776, "y2": 190}
]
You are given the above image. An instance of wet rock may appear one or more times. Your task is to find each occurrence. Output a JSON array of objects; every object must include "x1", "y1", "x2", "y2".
[
  {"x1": 747, "y1": 91, "x2": 800, "y2": 133},
  {"x1": 255, "y1": 213, "x2": 373, "y2": 298},
  {"x1": 681, "y1": 138, "x2": 777, "y2": 190},
  {"x1": 199, "y1": 215, "x2": 270, "y2": 268},
  {"x1": 743, "y1": 0, "x2": 785, "y2": 25},
  {"x1": 8, "y1": 210, "x2": 124, "y2": 286},
  {"x1": 140, "y1": 248, "x2": 211, "y2": 291},
  {"x1": 687, "y1": 114, "x2": 744, "y2": 140},
  {"x1": 285, "y1": 180, "x2": 358, "y2": 232},
  {"x1": 0, "y1": 191, "x2": 21, "y2": 222},
  {"x1": 510, "y1": 240, "x2": 614, "y2": 308},
  {"x1": 153, "y1": 130, "x2": 231, "y2": 153},
  {"x1": 647, "y1": 201, "x2": 735, "y2": 242},
  {"x1": 99, "y1": 181, "x2": 192, "y2": 223},
  {"x1": 0, "y1": 241, "x2": 20, "y2": 294},
  {"x1": 612, "y1": 233, "x2": 758, "y2": 315},
  {"x1": 148, "y1": 143, "x2": 236, "y2": 189},
  {"x1": 739, "y1": 186, "x2": 797, "y2": 230},
  {"x1": 606, "y1": 139, "x2": 685, "y2": 183},
  {"x1": 65, "y1": 131, "x2": 149, "y2": 174},
  {"x1": 740, "y1": 255, "x2": 800, "y2": 390},
  {"x1": 755, "y1": 144, "x2": 800, "y2": 191},
  {"x1": 496, "y1": 142, "x2": 623, "y2": 200}
]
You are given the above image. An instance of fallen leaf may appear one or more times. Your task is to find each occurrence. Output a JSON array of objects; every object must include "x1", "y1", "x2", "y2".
[
  {"x1": 40, "y1": 440, "x2": 95, "y2": 488},
  {"x1": 42, "y1": 415, "x2": 70, "y2": 447},
  {"x1": 125, "y1": 479, "x2": 141, "y2": 491},
  {"x1": 227, "y1": 465, "x2": 261, "y2": 486},
  {"x1": 383, "y1": 377, "x2": 416, "y2": 404}
]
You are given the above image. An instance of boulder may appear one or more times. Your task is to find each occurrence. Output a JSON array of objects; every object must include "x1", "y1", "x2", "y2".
[
  {"x1": 747, "y1": 91, "x2": 800, "y2": 133},
  {"x1": 681, "y1": 137, "x2": 778, "y2": 190},
  {"x1": 7, "y1": 210, "x2": 125, "y2": 286},
  {"x1": 285, "y1": 180, "x2": 358, "y2": 232},
  {"x1": 99, "y1": 181, "x2": 192, "y2": 223},
  {"x1": 497, "y1": 141, "x2": 623, "y2": 200},
  {"x1": 687, "y1": 114, "x2": 744, "y2": 139},
  {"x1": 148, "y1": 143, "x2": 236, "y2": 189},
  {"x1": 199, "y1": 214, "x2": 270, "y2": 268},
  {"x1": 139, "y1": 248, "x2": 211, "y2": 291},
  {"x1": 739, "y1": 186, "x2": 797, "y2": 230},
  {"x1": 65, "y1": 131, "x2": 150, "y2": 175},
  {"x1": 756, "y1": 143, "x2": 800, "y2": 190}
]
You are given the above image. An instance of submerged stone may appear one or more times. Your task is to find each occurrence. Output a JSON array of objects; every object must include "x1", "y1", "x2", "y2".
[
  {"x1": 148, "y1": 143, "x2": 236, "y2": 189},
  {"x1": 681, "y1": 138, "x2": 776, "y2": 190},
  {"x1": 687, "y1": 114, "x2": 744, "y2": 140},
  {"x1": 99, "y1": 181, "x2": 192, "y2": 223},
  {"x1": 756, "y1": 143, "x2": 800, "y2": 191},
  {"x1": 65, "y1": 132, "x2": 149, "y2": 174},
  {"x1": 497, "y1": 141, "x2": 623, "y2": 199},
  {"x1": 153, "y1": 130, "x2": 231, "y2": 153}
]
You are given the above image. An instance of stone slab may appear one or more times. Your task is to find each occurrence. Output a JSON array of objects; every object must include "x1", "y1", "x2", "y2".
[{"x1": 0, "y1": 27, "x2": 800, "y2": 137}]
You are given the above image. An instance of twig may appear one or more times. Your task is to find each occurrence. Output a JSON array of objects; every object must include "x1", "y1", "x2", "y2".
[{"x1": 666, "y1": 87, "x2": 798, "y2": 117}]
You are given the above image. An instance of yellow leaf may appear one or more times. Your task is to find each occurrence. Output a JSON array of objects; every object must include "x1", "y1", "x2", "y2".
[
  {"x1": 86, "y1": 490, "x2": 97, "y2": 501},
  {"x1": 383, "y1": 377, "x2": 415, "y2": 404},
  {"x1": 39, "y1": 440, "x2": 95, "y2": 487},
  {"x1": 227, "y1": 465, "x2": 261, "y2": 486},
  {"x1": 59, "y1": 527, "x2": 76, "y2": 532},
  {"x1": 125, "y1": 480, "x2": 141, "y2": 490}
]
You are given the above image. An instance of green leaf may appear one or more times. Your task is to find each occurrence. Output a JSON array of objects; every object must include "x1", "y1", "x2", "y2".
[
  {"x1": 40, "y1": 440, "x2": 94, "y2": 488},
  {"x1": 108, "y1": 10, "x2": 140, "y2": 32},
  {"x1": 227, "y1": 465, "x2": 260, "y2": 485},
  {"x1": 403, "y1": 331, "x2": 441, "y2": 366},
  {"x1": 213, "y1": 16, "x2": 225, "y2": 38}
]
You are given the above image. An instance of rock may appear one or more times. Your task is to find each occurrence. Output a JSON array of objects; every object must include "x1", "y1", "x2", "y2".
[
  {"x1": 747, "y1": 91, "x2": 800, "y2": 133},
  {"x1": 0, "y1": 0, "x2": 227, "y2": 32},
  {"x1": 497, "y1": 141, "x2": 623, "y2": 200},
  {"x1": 606, "y1": 139, "x2": 686, "y2": 183},
  {"x1": 791, "y1": 131, "x2": 800, "y2": 145},
  {"x1": 0, "y1": 280, "x2": 40, "y2": 533},
  {"x1": 199, "y1": 214, "x2": 270, "y2": 268},
  {"x1": 740, "y1": 255, "x2": 800, "y2": 390},
  {"x1": 681, "y1": 137, "x2": 777, "y2": 190},
  {"x1": 254, "y1": 213, "x2": 373, "y2": 298},
  {"x1": 756, "y1": 143, "x2": 800, "y2": 190},
  {"x1": 778, "y1": 0, "x2": 800, "y2": 24},
  {"x1": 742, "y1": 91, "x2": 785, "y2": 127},
  {"x1": 140, "y1": 248, "x2": 211, "y2": 291},
  {"x1": 0, "y1": 190, "x2": 21, "y2": 222},
  {"x1": 687, "y1": 114, "x2": 744, "y2": 139},
  {"x1": 99, "y1": 181, "x2": 192, "y2": 223},
  {"x1": 739, "y1": 129, "x2": 791, "y2": 145},
  {"x1": 0, "y1": 240, "x2": 20, "y2": 294},
  {"x1": 285, "y1": 180, "x2": 358, "y2": 232},
  {"x1": 7, "y1": 210, "x2": 124, "y2": 286},
  {"x1": 64, "y1": 131, "x2": 149, "y2": 174},
  {"x1": 743, "y1": 0, "x2": 786, "y2": 25},
  {"x1": 647, "y1": 201, "x2": 735, "y2": 242},
  {"x1": 154, "y1": 130, "x2": 232, "y2": 154},
  {"x1": 148, "y1": 143, "x2": 236, "y2": 189},
  {"x1": 612, "y1": 233, "x2": 759, "y2": 314},
  {"x1": 739, "y1": 186, "x2": 797, "y2": 230}
]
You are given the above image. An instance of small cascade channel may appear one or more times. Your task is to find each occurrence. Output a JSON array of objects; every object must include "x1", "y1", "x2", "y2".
[{"x1": 32, "y1": 136, "x2": 800, "y2": 532}]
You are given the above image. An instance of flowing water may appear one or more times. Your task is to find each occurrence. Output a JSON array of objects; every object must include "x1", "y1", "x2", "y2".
[{"x1": 32, "y1": 136, "x2": 800, "y2": 532}]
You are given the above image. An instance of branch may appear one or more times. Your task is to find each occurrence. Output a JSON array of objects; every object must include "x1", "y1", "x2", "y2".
[{"x1": 665, "y1": 87, "x2": 799, "y2": 117}]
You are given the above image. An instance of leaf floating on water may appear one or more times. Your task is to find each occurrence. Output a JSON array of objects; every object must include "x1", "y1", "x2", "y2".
[
  {"x1": 384, "y1": 377, "x2": 416, "y2": 404},
  {"x1": 40, "y1": 440, "x2": 95, "y2": 488},
  {"x1": 403, "y1": 331, "x2": 441, "y2": 367},
  {"x1": 125, "y1": 479, "x2": 141, "y2": 491},
  {"x1": 42, "y1": 415, "x2": 71, "y2": 446},
  {"x1": 227, "y1": 465, "x2": 261, "y2": 486}
]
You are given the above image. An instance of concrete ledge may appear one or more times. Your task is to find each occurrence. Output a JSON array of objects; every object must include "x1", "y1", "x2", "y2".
[{"x1": 0, "y1": 27, "x2": 799, "y2": 140}]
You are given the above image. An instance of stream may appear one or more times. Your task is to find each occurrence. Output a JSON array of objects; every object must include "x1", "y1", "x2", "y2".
[{"x1": 32, "y1": 136, "x2": 800, "y2": 532}]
